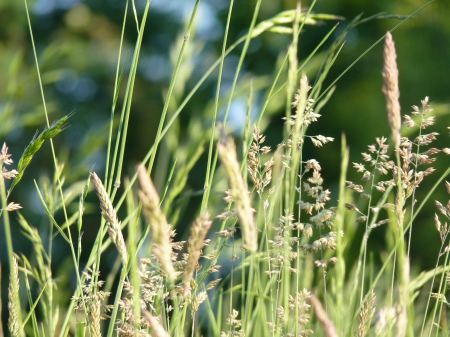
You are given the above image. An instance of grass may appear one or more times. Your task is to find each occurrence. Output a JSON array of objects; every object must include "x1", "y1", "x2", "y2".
[{"x1": 2, "y1": 0, "x2": 450, "y2": 336}]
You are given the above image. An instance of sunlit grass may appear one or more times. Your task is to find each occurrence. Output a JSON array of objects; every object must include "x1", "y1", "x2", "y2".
[{"x1": 2, "y1": 1, "x2": 449, "y2": 337}]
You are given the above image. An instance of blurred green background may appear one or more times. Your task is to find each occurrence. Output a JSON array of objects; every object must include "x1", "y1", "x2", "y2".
[{"x1": 1, "y1": 0, "x2": 449, "y2": 322}]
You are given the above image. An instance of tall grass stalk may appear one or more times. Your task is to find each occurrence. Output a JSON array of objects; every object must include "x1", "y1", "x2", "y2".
[{"x1": 2, "y1": 1, "x2": 448, "y2": 337}]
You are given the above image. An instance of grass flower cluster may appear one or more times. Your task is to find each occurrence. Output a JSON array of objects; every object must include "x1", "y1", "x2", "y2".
[{"x1": 1, "y1": 1, "x2": 449, "y2": 337}]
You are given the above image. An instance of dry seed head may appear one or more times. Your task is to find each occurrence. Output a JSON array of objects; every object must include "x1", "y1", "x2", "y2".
[
  {"x1": 181, "y1": 212, "x2": 212, "y2": 299},
  {"x1": 142, "y1": 310, "x2": 170, "y2": 337},
  {"x1": 218, "y1": 134, "x2": 258, "y2": 252},
  {"x1": 1, "y1": 143, "x2": 19, "y2": 181},
  {"x1": 137, "y1": 164, "x2": 176, "y2": 282},
  {"x1": 356, "y1": 290, "x2": 376, "y2": 337},
  {"x1": 2, "y1": 202, "x2": 22, "y2": 212},
  {"x1": 91, "y1": 172, "x2": 128, "y2": 264},
  {"x1": 382, "y1": 32, "x2": 401, "y2": 148},
  {"x1": 445, "y1": 181, "x2": 450, "y2": 195},
  {"x1": 90, "y1": 294, "x2": 102, "y2": 337},
  {"x1": 8, "y1": 256, "x2": 20, "y2": 337},
  {"x1": 309, "y1": 294, "x2": 336, "y2": 337},
  {"x1": 0, "y1": 143, "x2": 14, "y2": 166}
]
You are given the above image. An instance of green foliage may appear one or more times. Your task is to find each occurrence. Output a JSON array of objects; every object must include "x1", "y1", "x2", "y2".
[{"x1": 2, "y1": 1, "x2": 450, "y2": 337}]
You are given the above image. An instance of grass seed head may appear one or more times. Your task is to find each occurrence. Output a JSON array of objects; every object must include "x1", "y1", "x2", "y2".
[
  {"x1": 182, "y1": 212, "x2": 212, "y2": 299},
  {"x1": 382, "y1": 32, "x2": 401, "y2": 148},
  {"x1": 137, "y1": 164, "x2": 176, "y2": 282},
  {"x1": 91, "y1": 172, "x2": 128, "y2": 264},
  {"x1": 218, "y1": 133, "x2": 257, "y2": 252}
]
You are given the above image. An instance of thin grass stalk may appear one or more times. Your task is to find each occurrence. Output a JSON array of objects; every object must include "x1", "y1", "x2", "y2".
[
  {"x1": 246, "y1": 258, "x2": 272, "y2": 337},
  {"x1": 147, "y1": 0, "x2": 200, "y2": 177},
  {"x1": 23, "y1": 268, "x2": 40, "y2": 337},
  {"x1": 431, "y1": 251, "x2": 450, "y2": 337},
  {"x1": 61, "y1": 3, "x2": 152, "y2": 335},
  {"x1": 243, "y1": 254, "x2": 256, "y2": 334},
  {"x1": 124, "y1": 176, "x2": 142, "y2": 333},
  {"x1": 285, "y1": 3, "x2": 300, "y2": 126},
  {"x1": 106, "y1": 266, "x2": 127, "y2": 337},
  {"x1": 284, "y1": 7, "x2": 303, "y2": 332},
  {"x1": 346, "y1": 167, "x2": 450, "y2": 337},
  {"x1": 420, "y1": 239, "x2": 449, "y2": 336},
  {"x1": 201, "y1": 0, "x2": 234, "y2": 214},
  {"x1": 258, "y1": 0, "x2": 319, "y2": 119},
  {"x1": 0, "y1": 178, "x2": 20, "y2": 333},
  {"x1": 110, "y1": 9, "x2": 332, "y2": 218},
  {"x1": 335, "y1": 135, "x2": 349, "y2": 334},
  {"x1": 228, "y1": 238, "x2": 236, "y2": 337},
  {"x1": 201, "y1": 0, "x2": 262, "y2": 212},
  {"x1": 381, "y1": 30, "x2": 410, "y2": 337},
  {"x1": 345, "y1": 206, "x2": 413, "y2": 337},
  {"x1": 262, "y1": 19, "x2": 334, "y2": 120},
  {"x1": 359, "y1": 152, "x2": 386, "y2": 305},
  {"x1": 110, "y1": 0, "x2": 152, "y2": 202},
  {"x1": 22, "y1": 1, "x2": 88, "y2": 334},
  {"x1": 282, "y1": 3, "x2": 307, "y2": 330},
  {"x1": 105, "y1": 1, "x2": 128, "y2": 194},
  {"x1": 406, "y1": 100, "x2": 431, "y2": 259}
]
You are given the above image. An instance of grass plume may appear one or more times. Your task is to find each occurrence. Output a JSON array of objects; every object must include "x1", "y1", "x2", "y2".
[{"x1": 137, "y1": 164, "x2": 176, "y2": 282}]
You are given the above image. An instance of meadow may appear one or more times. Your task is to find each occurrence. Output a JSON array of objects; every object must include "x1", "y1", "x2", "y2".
[{"x1": 1, "y1": 0, "x2": 450, "y2": 336}]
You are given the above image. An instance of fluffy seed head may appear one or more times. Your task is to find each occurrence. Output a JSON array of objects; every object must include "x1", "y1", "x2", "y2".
[
  {"x1": 382, "y1": 32, "x2": 401, "y2": 148},
  {"x1": 217, "y1": 133, "x2": 257, "y2": 252},
  {"x1": 91, "y1": 172, "x2": 128, "y2": 264},
  {"x1": 137, "y1": 164, "x2": 176, "y2": 281},
  {"x1": 182, "y1": 212, "x2": 212, "y2": 299}
]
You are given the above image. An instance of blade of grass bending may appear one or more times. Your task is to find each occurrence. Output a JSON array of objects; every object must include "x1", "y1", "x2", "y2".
[
  {"x1": 310, "y1": 42, "x2": 345, "y2": 98},
  {"x1": 317, "y1": 0, "x2": 436, "y2": 103},
  {"x1": 34, "y1": 182, "x2": 70, "y2": 243},
  {"x1": 265, "y1": 22, "x2": 338, "y2": 105},
  {"x1": 23, "y1": 1, "x2": 83, "y2": 333},
  {"x1": 61, "y1": 6, "x2": 341, "y2": 335},
  {"x1": 110, "y1": 8, "x2": 333, "y2": 215},
  {"x1": 122, "y1": 2, "x2": 201, "y2": 299},
  {"x1": 7, "y1": 112, "x2": 74, "y2": 197},
  {"x1": 23, "y1": 276, "x2": 47, "y2": 335},
  {"x1": 98, "y1": 2, "x2": 154, "y2": 335}
]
